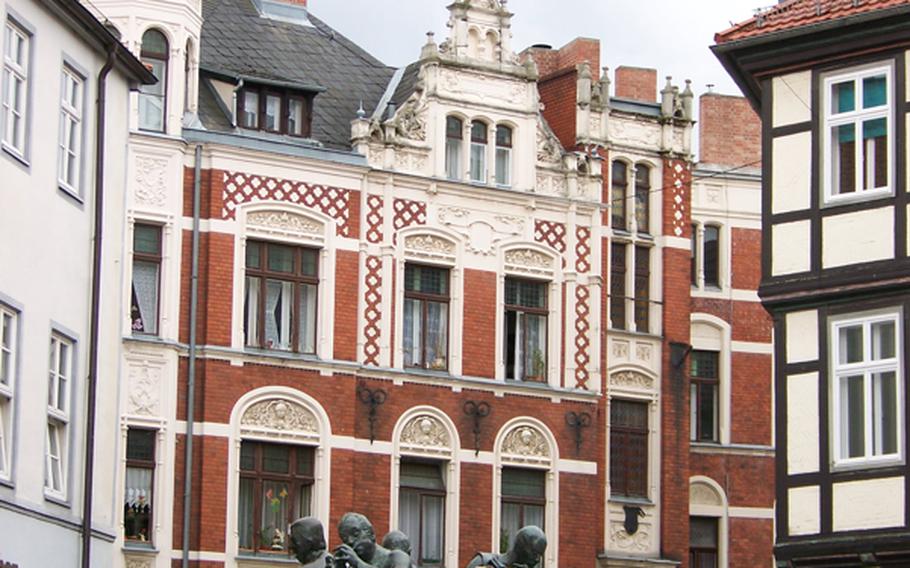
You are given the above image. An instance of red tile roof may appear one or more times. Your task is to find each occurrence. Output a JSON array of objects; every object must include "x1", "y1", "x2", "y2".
[{"x1": 715, "y1": 0, "x2": 910, "y2": 43}]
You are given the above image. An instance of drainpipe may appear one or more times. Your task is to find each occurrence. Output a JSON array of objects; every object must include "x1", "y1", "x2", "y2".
[
  {"x1": 231, "y1": 78, "x2": 244, "y2": 127},
  {"x1": 81, "y1": 44, "x2": 117, "y2": 568},
  {"x1": 182, "y1": 144, "x2": 202, "y2": 568}
]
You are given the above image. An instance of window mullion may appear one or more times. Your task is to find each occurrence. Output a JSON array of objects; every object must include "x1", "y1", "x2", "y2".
[{"x1": 864, "y1": 370, "x2": 874, "y2": 459}]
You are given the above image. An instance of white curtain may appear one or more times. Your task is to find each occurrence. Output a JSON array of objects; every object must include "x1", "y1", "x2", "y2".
[
  {"x1": 426, "y1": 302, "x2": 447, "y2": 369},
  {"x1": 244, "y1": 277, "x2": 260, "y2": 346},
  {"x1": 125, "y1": 466, "x2": 152, "y2": 507},
  {"x1": 445, "y1": 139, "x2": 461, "y2": 180},
  {"x1": 299, "y1": 283, "x2": 317, "y2": 353},
  {"x1": 132, "y1": 261, "x2": 159, "y2": 333},
  {"x1": 265, "y1": 280, "x2": 292, "y2": 350},
  {"x1": 238, "y1": 478, "x2": 254, "y2": 549},
  {"x1": 470, "y1": 142, "x2": 486, "y2": 182},
  {"x1": 403, "y1": 299, "x2": 422, "y2": 366},
  {"x1": 399, "y1": 490, "x2": 420, "y2": 558},
  {"x1": 421, "y1": 495, "x2": 444, "y2": 563},
  {"x1": 500, "y1": 502, "x2": 520, "y2": 553}
]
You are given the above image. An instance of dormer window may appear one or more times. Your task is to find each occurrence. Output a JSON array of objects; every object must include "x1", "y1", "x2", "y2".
[
  {"x1": 238, "y1": 84, "x2": 312, "y2": 138},
  {"x1": 470, "y1": 121, "x2": 487, "y2": 183},
  {"x1": 495, "y1": 125, "x2": 512, "y2": 187},
  {"x1": 445, "y1": 116, "x2": 463, "y2": 180}
]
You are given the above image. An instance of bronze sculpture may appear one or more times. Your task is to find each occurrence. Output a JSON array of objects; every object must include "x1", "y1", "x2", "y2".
[{"x1": 466, "y1": 526, "x2": 547, "y2": 568}]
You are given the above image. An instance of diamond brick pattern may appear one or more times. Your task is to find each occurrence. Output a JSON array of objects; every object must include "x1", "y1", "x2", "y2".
[
  {"x1": 534, "y1": 220, "x2": 567, "y2": 253},
  {"x1": 222, "y1": 171, "x2": 353, "y2": 236},
  {"x1": 365, "y1": 194, "x2": 384, "y2": 244},
  {"x1": 668, "y1": 160, "x2": 691, "y2": 238},
  {"x1": 362, "y1": 255, "x2": 383, "y2": 366},
  {"x1": 393, "y1": 198, "x2": 427, "y2": 231},
  {"x1": 574, "y1": 285, "x2": 591, "y2": 389},
  {"x1": 575, "y1": 227, "x2": 591, "y2": 273}
]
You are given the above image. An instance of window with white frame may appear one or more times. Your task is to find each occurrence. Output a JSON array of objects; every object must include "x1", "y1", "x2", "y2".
[
  {"x1": 0, "y1": 305, "x2": 16, "y2": 480},
  {"x1": 131, "y1": 223, "x2": 162, "y2": 335},
  {"x1": 445, "y1": 116, "x2": 463, "y2": 181},
  {"x1": 495, "y1": 125, "x2": 512, "y2": 187},
  {"x1": 46, "y1": 334, "x2": 73, "y2": 498},
  {"x1": 633, "y1": 164, "x2": 651, "y2": 234},
  {"x1": 398, "y1": 459, "x2": 445, "y2": 567},
  {"x1": 609, "y1": 399, "x2": 649, "y2": 498},
  {"x1": 2, "y1": 18, "x2": 30, "y2": 157},
  {"x1": 124, "y1": 428, "x2": 156, "y2": 543},
  {"x1": 689, "y1": 517, "x2": 719, "y2": 568},
  {"x1": 138, "y1": 29, "x2": 168, "y2": 132},
  {"x1": 469, "y1": 121, "x2": 487, "y2": 183},
  {"x1": 690, "y1": 350, "x2": 719, "y2": 443},
  {"x1": 403, "y1": 264, "x2": 449, "y2": 371},
  {"x1": 58, "y1": 66, "x2": 83, "y2": 192},
  {"x1": 824, "y1": 64, "x2": 891, "y2": 201},
  {"x1": 504, "y1": 278, "x2": 548, "y2": 382},
  {"x1": 832, "y1": 311, "x2": 902, "y2": 466},
  {"x1": 499, "y1": 467, "x2": 545, "y2": 554},
  {"x1": 610, "y1": 242, "x2": 652, "y2": 334},
  {"x1": 691, "y1": 224, "x2": 720, "y2": 290}
]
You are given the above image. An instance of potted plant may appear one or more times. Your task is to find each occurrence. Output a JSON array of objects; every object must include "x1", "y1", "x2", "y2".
[{"x1": 526, "y1": 348, "x2": 546, "y2": 382}]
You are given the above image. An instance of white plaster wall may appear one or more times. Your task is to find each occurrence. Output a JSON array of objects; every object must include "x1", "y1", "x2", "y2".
[
  {"x1": 833, "y1": 477, "x2": 905, "y2": 532},
  {"x1": 772, "y1": 132, "x2": 812, "y2": 214},
  {"x1": 773, "y1": 71, "x2": 812, "y2": 128},
  {"x1": 772, "y1": 220, "x2": 811, "y2": 275},
  {"x1": 788, "y1": 485, "x2": 821, "y2": 536},
  {"x1": 822, "y1": 207, "x2": 895, "y2": 268},
  {"x1": 787, "y1": 372, "x2": 819, "y2": 475},
  {"x1": 785, "y1": 310, "x2": 818, "y2": 363}
]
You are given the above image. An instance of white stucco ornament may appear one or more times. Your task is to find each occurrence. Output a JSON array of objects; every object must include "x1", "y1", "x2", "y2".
[
  {"x1": 400, "y1": 414, "x2": 451, "y2": 449},
  {"x1": 502, "y1": 425, "x2": 550, "y2": 458},
  {"x1": 505, "y1": 249, "x2": 553, "y2": 270},
  {"x1": 610, "y1": 371, "x2": 654, "y2": 390},
  {"x1": 247, "y1": 211, "x2": 324, "y2": 237},
  {"x1": 134, "y1": 155, "x2": 168, "y2": 207},
  {"x1": 241, "y1": 399, "x2": 318, "y2": 434}
]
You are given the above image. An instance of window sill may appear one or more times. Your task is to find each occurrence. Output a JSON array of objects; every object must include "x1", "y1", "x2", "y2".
[
  {"x1": 236, "y1": 553, "x2": 300, "y2": 566},
  {"x1": 1, "y1": 143, "x2": 30, "y2": 169},
  {"x1": 58, "y1": 183, "x2": 85, "y2": 206},
  {"x1": 609, "y1": 495, "x2": 653, "y2": 507},
  {"x1": 822, "y1": 187, "x2": 893, "y2": 208},
  {"x1": 831, "y1": 455, "x2": 905, "y2": 473},
  {"x1": 44, "y1": 490, "x2": 71, "y2": 508},
  {"x1": 242, "y1": 347, "x2": 321, "y2": 362},
  {"x1": 123, "y1": 542, "x2": 157, "y2": 553}
]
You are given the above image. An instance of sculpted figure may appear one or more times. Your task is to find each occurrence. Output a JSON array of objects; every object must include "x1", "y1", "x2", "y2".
[
  {"x1": 332, "y1": 512, "x2": 411, "y2": 568},
  {"x1": 466, "y1": 526, "x2": 547, "y2": 568},
  {"x1": 289, "y1": 517, "x2": 329, "y2": 568},
  {"x1": 381, "y1": 530, "x2": 412, "y2": 556}
]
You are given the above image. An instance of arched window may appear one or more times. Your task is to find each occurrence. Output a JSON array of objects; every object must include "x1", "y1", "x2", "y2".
[
  {"x1": 139, "y1": 29, "x2": 168, "y2": 132},
  {"x1": 634, "y1": 164, "x2": 651, "y2": 233},
  {"x1": 611, "y1": 161, "x2": 627, "y2": 229},
  {"x1": 689, "y1": 478, "x2": 728, "y2": 568},
  {"x1": 445, "y1": 116, "x2": 463, "y2": 181},
  {"x1": 495, "y1": 125, "x2": 512, "y2": 187},
  {"x1": 470, "y1": 121, "x2": 488, "y2": 183},
  {"x1": 703, "y1": 225, "x2": 720, "y2": 288}
]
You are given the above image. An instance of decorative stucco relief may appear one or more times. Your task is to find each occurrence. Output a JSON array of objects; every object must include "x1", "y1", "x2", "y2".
[
  {"x1": 394, "y1": 149, "x2": 429, "y2": 174},
  {"x1": 437, "y1": 206, "x2": 524, "y2": 256},
  {"x1": 400, "y1": 415, "x2": 451, "y2": 451},
  {"x1": 504, "y1": 249, "x2": 553, "y2": 270},
  {"x1": 438, "y1": 68, "x2": 528, "y2": 108},
  {"x1": 127, "y1": 359, "x2": 164, "y2": 417},
  {"x1": 690, "y1": 483, "x2": 723, "y2": 507},
  {"x1": 610, "y1": 371, "x2": 654, "y2": 390},
  {"x1": 535, "y1": 172, "x2": 568, "y2": 197},
  {"x1": 404, "y1": 234, "x2": 456, "y2": 258},
  {"x1": 246, "y1": 211, "x2": 324, "y2": 239},
  {"x1": 241, "y1": 399, "x2": 318, "y2": 434},
  {"x1": 610, "y1": 522, "x2": 651, "y2": 552},
  {"x1": 125, "y1": 558, "x2": 153, "y2": 568},
  {"x1": 134, "y1": 156, "x2": 168, "y2": 208},
  {"x1": 536, "y1": 120, "x2": 563, "y2": 165},
  {"x1": 609, "y1": 119, "x2": 661, "y2": 149},
  {"x1": 501, "y1": 426, "x2": 550, "y2": 460}
]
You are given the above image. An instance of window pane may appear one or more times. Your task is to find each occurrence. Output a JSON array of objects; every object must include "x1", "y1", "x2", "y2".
[
  {"x1": 296, "y1": 446, "x2": 315, "y2": 476},
  {"x1": 832, "y1": 80, "x2": 855, "y2": 114},
  {"x1": 265, "y1": 279, "x2": 293, "y2": 350},
  {"x1": 0, "y1": 312, "x2": 11, "y2": 385},
  {"x1": 505, "y1": 279, "x2": 546, "y2": 309},
  {"x1": 401, "y1": 461, "x2": 445, "y2": 491},
  {"x1": 244, "y1": 276, "x2": 261, "y2": 347},
  {"x1": 690, "y1": 517, "x2": 718, "y2": 548},
  {"x1": 445, "y1": 137, "x2": 462, "y2": 180},
  {"x1": 298, "y1": 283, "x2": 317, "y2": 354},
  {"x1": 132, "y1": 260, "x2": 160, "y2": 335},
  {"x1": 421, "y1": 495, "x2": 445, "y2": 563},
  {"x1": 134, "y1": 225, "x2": 161, "y2": 255},
  {"x1": 612, "y1": 400, "x2": 648, "y2": 429},
  {"x1": 425, "y1": 301, "x2": 448, "y2": 370},
  {"x1": 872, "y1": 320, "x2": 896, "y2": 360},
  {"x1": 703, "y1": 226, "x2": 719, "y2": 287},
  {"x1": 124, "y1": 465, "x2": 153, "y2": 541},
  {"x1": 610, "y1": 244, "x2": 626, "y2": 329},
  {"x1": 495, "y1": 147, "x2": 511, "y2": 186},
  {"x1": 239, "y1": 478, "x2": 254, "y2": 549},
  {"x1": 300, "y1": 248, "x2": 318, "y2": 277},
  {"x1": 832, "y1": 124, "x2": 856, "y2": 195},
  {"x1": 240, "y1": 443, "x2": 255, "y2": 471},
  {"x1": 634, "y1": 246, "x2": 650, "y2": 333},
  {"x1": 288, "y1": 99, "x2": 304, "y2": 135},
  {"x1": 500, "y1": 502, "x2": 520, "y2": 553},
  {"x1": 874, "y1": 371, "x2": 898, "y2": 456},
  {"x1": 863, "y1": 75, "x2": 887, "y2": 109},
  {"x1": 691, "y1": 351, "x2": 719, "y2": 379},
  {"x1": 399, "y1": 488, "x2": 421, "y2": 558},
  {"x1": 471, "y1": 121, "x2": 487, "y2": 142},
  {"x1": 446, "y1": 116, "x2": 462, "y2": 139},
  {"x1": 634, "y1": 165, "x2": 650, "y2": 233},
  {"x1": 403, "y1": 298, "x2": 422, "y2": 367},
  {"x1": 501, "y1": 467, "x2": 545, "y2": 499},
  {"x1": 496, "y1": 125, "x2": 512, "y2": 147},
  {"x1": 524, "y1": 504, "x2": 544, "y2": 531},
  {"x1": 470, "y1": 142, "x2": 486, "y2": 182},
  {"x1": 265, "y1": 95, "x2": 281, "y2": 131},
  {"x1": 523, "y1": 313, "x2": 547, "y2": 380},
  {"x1": 260, "y1": 480, "x2": 290, "y2": 550},
  {"x1": 698, "y1": 383, "x2": 718, "y2": 442},
  {"x1": 141, "y1": 29, "x2": 168, "y2": 55},
  {"x1": 127, "y1": 429, "x2": 156, "y2": 461},
  {"x1": 267, "y1": 244, "x2": 294, "y2": 273},
  {"x1": 262, "y1": 444, "x2": 290, "y2": 473},
  {"x1": 246, "y1": 242, "x2": 261, "y2": 268},
  {"x1": 243, "y1": 91, "x2": 259, "y2": 128},
  {"x1": 611, "y1": 162, "x2": 627, "y2": 229},
  {"x1": 297, "y1": 483, "x2": 312, "y2": 518},
  {"x1": 862, "y1": 118, "x2": 887, "y2": 189},
  {"x1": 841, "y1": 375, "x2": 865, "y2": 459},
  {"x1": 838, "y1": 325, "x2": 863, "y2": 364},
  {"x1": 406, "y1": 265, "x2": 448, "y2": 295}
]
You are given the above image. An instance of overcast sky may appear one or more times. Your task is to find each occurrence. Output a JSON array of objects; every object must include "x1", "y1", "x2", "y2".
[{"x1": 309, "y1": 0, "x2": 764, "y2": 99}]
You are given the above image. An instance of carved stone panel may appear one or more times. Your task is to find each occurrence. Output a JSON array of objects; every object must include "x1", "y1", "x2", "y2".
[
  {"x1": 247, "y1": 211, "x2": 324, "y2": 240},
  {"x1": 437, "y1": 206, "x2": 524, "y2": 256},
  {"x1": 134, "y1": 155, "x2": 169, "y2": 208},
  {"x1": 404, "y1": 234, "x2": 456, "y2": 261},
  {"x1": 607, "y1": 502, "x2": 657, "y2": 555},
  {"x1": 501, "y1": 425, "x2": 551, "y2": 464},
  {"x1": 241, "y1": 399, "x2": 318, "y2": 436},
  {"x1": 609, "y1": 371, "x2": 655, "y2": 391},
  {"x1": 690, "y1": 482, "x2": 723, "y2": 507},
  {"x1": 400, "y1": 414, "x2": 451, "y2": 455},
  {"x1": 126, "y1": 358, "x2": 164, "y2": 417}
]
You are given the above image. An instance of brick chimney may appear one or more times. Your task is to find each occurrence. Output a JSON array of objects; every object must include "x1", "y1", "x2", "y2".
[
  {"x1": 521, "y1": 37, "x2": 600, "y2": 78},
  {"x1": 285, "y1": 0, "x2": 306, "y2": 5},
  {"x1": 614, "y1": 66, "x2": 657, "y2": 102},
  {"x1": 698, "y1": 93, "x2": 761, "y2": 167}
]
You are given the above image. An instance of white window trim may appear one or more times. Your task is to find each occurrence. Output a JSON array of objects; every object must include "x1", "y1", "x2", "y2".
[
  {"x1": 822, "y1": 62, "x2": 894, "y2": 205},
  {"x1": 689, "y1": 476, "x2": 729, "y2": 568},
  {"x1": 390, "y1": 406, "x2": 461, "y2": 568},
  {"x1": 0, "y1": 302, "x2": 17, "y2": 482},
  {"x1": 232, "y1": 204, "x2": 337, "y2": 360},
  {"x1": 469, "y1": 120, "x2": 488, "y2": 185},
  {"x1": 394, "y1": 229, "x2": 463, "y2": 376},
  {"x1": 610, "y1": 158, "x2": 657, "y2": 236},
  {"x1": 2, "y1": 16, "x2": 31, "y2": 162},
  {"x1": 690, "y1": 221, "x2": 728, "y2": 294},
  {"x1": 58, "y1": 64, "x2": 85, "y2": 196},
  {"x1": 225, "y1": 387, "x2": 332, "y2": 563},
  {"x1": 830, "y1": 309, "x2": 904, "y2": 469},
  {"x1": 690, "y1": 314, "x2": 732, "y2": 446},
  {"x1": 494, "y1": 124, "x2": 513, "y2": 189},
  {"x1": 45, "y1": 332, "x2": 74, "y2": 501}
]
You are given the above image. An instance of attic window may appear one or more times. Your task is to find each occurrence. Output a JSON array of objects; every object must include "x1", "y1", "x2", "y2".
[{"x1": 238, "y1": 84, "x2": 313, "y2": 138}]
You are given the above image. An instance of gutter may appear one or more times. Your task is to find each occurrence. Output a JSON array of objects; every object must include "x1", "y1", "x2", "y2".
[
  {"x1": 182, "y1": 144, "x2": 203, "y2": 568},
  {"x1": 81, "y1": 43, "x2": 117, "y2": 568}
]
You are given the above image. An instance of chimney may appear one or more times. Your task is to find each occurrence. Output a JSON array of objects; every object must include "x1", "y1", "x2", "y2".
[
  {"x1": 614, "y1": 66, "x2": 657, "y2": 102},
  {"x1": 698, "y1": 93, "x2": 761, "y2": 167},
  {"x1": 286, "y1": 0, "x2": 306, "y2": 5},
  {"x1": 520, "y1": 37, "x2": 599, "y2": 78}
]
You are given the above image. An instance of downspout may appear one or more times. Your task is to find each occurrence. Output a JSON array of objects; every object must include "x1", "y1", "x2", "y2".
[
  {"x1": 182, "y1": 144, "x2": 202, "y2": 568},
  {"x1": 81, "y1": 44, "x2": 117, "y2": 568}
]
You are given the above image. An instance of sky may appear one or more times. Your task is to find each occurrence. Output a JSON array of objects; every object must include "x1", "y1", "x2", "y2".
[{"x1": 309, "y1": 0, "x2": 765, "y2": 99}]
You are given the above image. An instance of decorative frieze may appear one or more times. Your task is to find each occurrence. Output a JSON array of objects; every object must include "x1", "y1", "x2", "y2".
[
  {"x1": 574, "y1": 286, "x2": 591, "y2": 389},
  {"x1": 404, "y1": 234, "x2": 456, "y2": 262},
  {"x1": 246, "y1": 211, "x2": 324, "y2": 241},
  {"x1": 241, "y1": 399, "x2": 318, "y2": 435},
  {"x1": 134, "y1": 156, "x2": 168, "y2": 208},
  {"x1": 400, "y1": 414, "x2": 451, "y2": 455},
  {"x1": 362, "y1": 255, "x2": 383, "y2": 366},
  {"x1": 609, "y1": 371, "x2": 654, "y2": 391},
  {"x1": 501, "y1": 425, "x2": 551, "y2": 466}
]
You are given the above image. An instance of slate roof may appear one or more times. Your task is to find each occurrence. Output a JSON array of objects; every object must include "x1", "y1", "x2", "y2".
[
  {"x1": 716, "y1": 0, "x2": 910, "y2": 43},
  {"x1": 199, "y1": 0, "x2": 396, "y2": 149}
]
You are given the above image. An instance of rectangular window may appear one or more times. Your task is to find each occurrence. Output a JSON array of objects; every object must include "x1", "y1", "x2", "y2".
[
  {"x1": 470, "y1": 121, "x2": 487, "y2": 183},
  {"x1": 264, "y1": 93, "x2": 281, "y2": 132},
  {"x1": 500, "y1": 467, "x2": 545, "y2": 554},
  {"x1": 46, "y1": 334, "x2": 72, "y2": 498},
  {"x1": 610, "y1": 243, "x2": 626, "y2": 330},
  {"x1": 690, "y1": 224, "x2": 698, "y2": 287},
  {"x1": 633, "y1": 246, "x2": 650, "y2": 333},
  {"x1": 399, "y1": 460, "x2": 445, "y2": 567},
  {"x1": 58, "y1": 67, "x2": 83, "y2": 192},
  {"x1": 242, "y1": 90, "x2": 259, "y2": 129},
  {"x1": 611, "y1": 162, "x2": 627, "y2": 230},
  {"x1": 832, "y1": 311, "x2": 902, "y2": 466},
  {"x1": 504, "y1": 278, "x2": 548, "y2": 382},
  {"x1": 703, "y1": 225, "x2": 720, "y2": 289},
  {"x1": 244, "y1": 241, "x2": 318, "y2": 353},
  {"x1": 131, "y1": 224, "x2": 162, "y2": 335},
  {"x1": 610, "y1": 399, "x2": 648, "y2": 498},
  {"x1": 689, "y1": 517, "x2": 718, "y2": 568},
  {"x1": 2, "y1": 19, "x2": 30, "y2": 157},
  {"x1": 824, "y1": 64, "x2": 891, "y2": 201},
  {"x1": 239, "y1": 86, "x2": 311, "y2": 137},
  {"x1": 634, "y1": 164, "x2": 650, "y2": 233},
  {"x1": 124, "y1": 428, "x2": 156, "y2": 543},
  {"x1": 403, "y1": 264, "x2": 449, "y2": 370},
  {"x1": 445, "y1": 116, "x2": 463, "y2": 181},
  {"x1": 690, "y1": 350, "x2": 719, "y2": 442},
  {"x1": 238, "y1": 441, "x2": 314, "y2": 553},
  {"x1": 288, "y1": 97, "x2": 307, "y2": 136},
  {"x1": 495, "y1": 126, "x2": 512, "y2": 187},
  {"x1": 0, "y1": 305, "x2": 16, "y2": 479}
]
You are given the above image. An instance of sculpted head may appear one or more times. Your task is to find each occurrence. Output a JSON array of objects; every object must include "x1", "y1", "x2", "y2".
[
  {"x1": 382, "y1": 530, "x2": 412, "y2": 556},
  {"x1": 511, "y1": 526, "x2": 547, "y2": 568},
  {"x1": 289, "y1": 517, "x2": 327, "y2": 565},
  {"x1": 339, "y1": 512, "x2": 377, "y2": 562}
]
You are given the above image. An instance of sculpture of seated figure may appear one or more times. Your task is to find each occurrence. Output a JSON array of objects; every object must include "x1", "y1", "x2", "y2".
[
  {"x1": 332, "y1": 512, "x2": 411, "y2": 568},
  {"x1": 466, "y1": 526, "x2": 547, "y2": 568},
  {"x1": 289, "y1": 517, "x2": 329, "y2": 568}
]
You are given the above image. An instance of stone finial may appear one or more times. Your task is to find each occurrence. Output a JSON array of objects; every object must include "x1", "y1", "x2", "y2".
[
  {"x1": 680, "y1": 79, "x2": 694, "y2": 121},
  {"x1": 577, "y1": 62, "x2": 593, "y2": 106},
  {"x1": 421, "y1": 31, "x2": 438, "y2": 59},
  {"x1": 660, "y1": 76, "x2": 675, "y2": 118}
]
